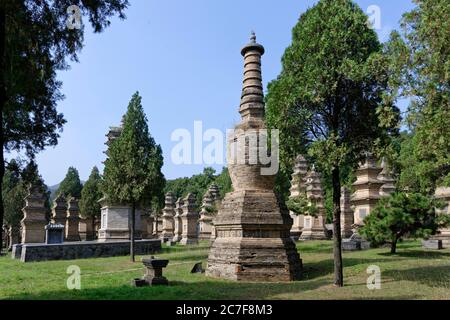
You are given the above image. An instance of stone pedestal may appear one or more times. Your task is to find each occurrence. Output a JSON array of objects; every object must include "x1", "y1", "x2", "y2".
[
  {"x1": 65, "y1": 198, "x2": 81, "y2": 242},
  {"x1": 179, "y1": 194, "x2": 199, "y2": 245},
  {"x1": 289, "y1": 155, "x2": 309, "y2": 240},
  {"x1": 98, "y1": 199, "x2": 142, "y2": 241},
  {"x1": 141, "y1": 257, "x2": 169, "y2": 286},
  {"x1": 172, "y1": 198, "x2": 184, "y2": 242},
  {"x1": 206, "y1": 33, "x2": 302, "y2": 282},
  {"x1": 351, "y1": 155, "x2": 383, "y2": 226},
  {"x1": 21, "y1": 185, "x2": 48, "y2": 244},
  {"x1": 300, "y1": 167, "x2": 329, "y2": 240},
  {"x1": 340, "y1": 187, "x2": 354, "y2": 238},
  {"x1": 161, "y1": 192, "x2": 176, "y2": 241},
  {"x1": 79, "y1": 217, "x2": 96, "y2": 241}
]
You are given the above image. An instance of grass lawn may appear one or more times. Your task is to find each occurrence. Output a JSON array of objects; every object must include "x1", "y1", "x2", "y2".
[{"x1": 0, "y1": 240, "x2": 449, "y2": 300}]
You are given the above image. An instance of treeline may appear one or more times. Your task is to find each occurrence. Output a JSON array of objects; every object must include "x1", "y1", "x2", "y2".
[{"x1": 164, "y1": 167, "x2": 232, "y2": 208}]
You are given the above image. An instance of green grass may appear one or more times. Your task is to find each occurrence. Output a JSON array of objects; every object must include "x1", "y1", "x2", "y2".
[{"x1": 0, "y1": 240, "x2": 449, "y2": 300}]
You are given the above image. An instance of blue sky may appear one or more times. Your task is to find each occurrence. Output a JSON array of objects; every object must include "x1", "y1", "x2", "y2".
[{"x1": 31, "y1": 0, "x2": 415, "y2": 186}]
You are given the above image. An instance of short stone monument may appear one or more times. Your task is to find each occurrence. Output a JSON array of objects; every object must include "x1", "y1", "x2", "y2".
[
  {"x1": 51, "y1": 194, "x2": 67, "y2": 226},
  {"x1": 172, "y1": 198, "x2": 184, "y2": 242},
  {"x1": 198, "y1": 189, "x2": 215, "y2": 240},
  {"x1": 289, "y1": 155, "x2": 309, "y2": 240},
  {"x1": 65, "y1": 197, "x2": 81, "y2": 241},
  {"x1": 141, "y1": 213, "x2": 154, "y2": 239},
  {"x1": 340, "y1": 187, "x2": 354, "y2": 238},
  {"x1": 161, "y1": 192, "x2": 176, "y2": 241},
  {"x1": 21, "y1": 185, "x2": 48, "y2": 244},
  {"x1": 179, "y1": 193, "x2": 199, "y2": 245},
  {"x1": 79, "y1": 217, "x2": 95, "y2": 241},
  {"x1": 300, "y1": 167, "x2": 329, "y2": 240},
  {"x1": 206, "y1": 32, "x2": 302, "y2": 282},
  {"x1": 45, "y1": 224, "x2": 65, "y2": 244},
  {"x1": 430, "y1": 187, "x2": 450, "y2": 247}
]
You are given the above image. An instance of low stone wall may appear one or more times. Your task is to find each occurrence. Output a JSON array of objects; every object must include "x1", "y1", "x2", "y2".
[{"x1": 12, "y1": 239, "x2": 162, "y2": 263}]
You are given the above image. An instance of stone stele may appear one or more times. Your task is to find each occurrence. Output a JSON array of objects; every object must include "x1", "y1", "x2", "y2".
[{"x1": 206, "y1": 32, "x2": 302, "y2": 282}]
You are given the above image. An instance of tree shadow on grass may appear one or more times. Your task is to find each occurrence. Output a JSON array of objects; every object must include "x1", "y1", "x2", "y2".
[
  {"x1": 302, "y1": 257, "x2": 394, "y2": 280},
  {"x1": 383, "y1": 265, "x2": 450, "y2": 289},
  {"x1": 6, "y1": 278, "x2": 332, "y2": 300},
  {"x1": 378, "y1": 250, "x2": 450, "y2": 259}
]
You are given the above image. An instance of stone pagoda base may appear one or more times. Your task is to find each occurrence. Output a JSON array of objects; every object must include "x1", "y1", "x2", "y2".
[
  {"x1": 206, "y1": 190, "x2": 302, "y2": 282},
  {"x1": 300, "y1": 216, "x2": 329, "y2": 240}
]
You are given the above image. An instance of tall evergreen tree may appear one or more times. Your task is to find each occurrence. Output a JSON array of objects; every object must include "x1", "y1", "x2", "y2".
[
  {"x1": 386, "y1": 0, "x2": 449, "y2": 193},
  {"x1": 0, "y1": 0, "x2": 129, "y2": 250},
  {"x1": 265, "y1": 0, "x2": 399, "y2": 286},
  {"x1": 79, "y1": 166, "x2": 102, "y2": 232},
  {"x1": 102, "y1": 92, "x2": 165, "y2": 261},
  {"x1": 2, "y1": 160, "x2": 26, "y2": 230},
  {"x1": 57, "y1": 167, "x2": 83, "y2": 199}
]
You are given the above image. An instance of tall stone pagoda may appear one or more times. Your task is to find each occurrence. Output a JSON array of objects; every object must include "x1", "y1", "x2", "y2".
[
  {"x1": 300, "y1": 166, "x2": 329, "y2": 240},
  {"x1": 161, "y1": 192, "x2": 176, "y2": 241},
  {"x1": 21, "y1": 185, "x2": 48, "y2": 244},
  {"x1": 65, "y1": 197, "x2": 81, "y2": 241},
  {"x1": 378, "y1": 158, "x2": 396, "y2": 197},
  {"x1": 351, "y1": 155, "x2": 383, "y2": 226},
  {"x1": 289, "y1": 155, "x2": 309, "y2": 240},
  {"x1": 340, "y1": 187, "x2": 354, "y2": 238},
  {"x1": 179, "y1": 193, "x2": 199, "y2": 245},
  {"x1": 172, "y1": 197, "x2": 184, "y2": 242},
  {"x1": 206, "y1": 32, "x2": 302, "y2": 281}
]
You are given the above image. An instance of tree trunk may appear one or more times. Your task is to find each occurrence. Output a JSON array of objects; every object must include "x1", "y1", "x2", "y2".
[
  {"x1": 130, "y1": 202, "x2": 136, "y2": 262},
  {"x1": 390, "y1": 237, "x2": 397, "y2": 254},
  {"x1": 0, "y1": 6, "x2": 6, "y2": 255},
  {"x1": 332, "y1": 167, "x2": 343, "y2": 287},
  {"x1": 91, "y1": 217, "x2": 96, "y2": 240}
]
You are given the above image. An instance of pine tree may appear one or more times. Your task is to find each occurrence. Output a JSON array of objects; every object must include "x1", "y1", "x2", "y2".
[
  {"x1": 79, "y1": 166, "x2": 102, "y2": 233},
  {"x1": 102, "y1": 92, "x2": 165, "y2": 261},
  {"x1": 265, "y1": 0, "x2": 400, "y2": 286},
  {"x1": 360, "y1": 192, "x2": 449, "y2": 253},
  {"x1": 57, "y1": 167, "x2": 83, "y2": 199},
  {"x1": 0, "y1": 0, "x2": 129, "y2": 250}
]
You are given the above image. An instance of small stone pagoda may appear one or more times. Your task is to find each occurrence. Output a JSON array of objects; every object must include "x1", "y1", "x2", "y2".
[
  {"x1": 378, "y1": 159, "x2": 396, "y2": 197},
  {"x1": 65, "y1": 197, "x2": 81, "y2": 241},
  {"x1": 161, "y1": 192, "x2": 176, "y2": 241},
  {"x1": 351, "y1": 155, "x2": 383, "y2": 226},
  {"x1": 340, "y1": 187, "x2": 354, "y2": 238},
  {"x1": 206, "y1": 32, "x2": 302, "y2": 281},
  {"x1": 300, "y1": 167, "x2": 329, "y2": 240},
  {"x1": 289, "y1": 155, "x2": 309, "y2": 240},
  {"x1": 431, "y1": 187, "x2": 450, "y2": 247},
  {"x1": 51, "y1": 194, "x2": 67, "y2": 226},
  {"x1": 199, "y1": 190, "x2": 214, "y2": 240},
  {"x1": 21, "y1": 185, "x2": 48, "y2": 244},
  {"x1": 172, "y1": 198, "x2": 184, "y2": 242},
  {"x1": 179, "y1": 193, "x2": 199, "y2": 245}
]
